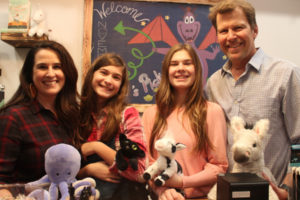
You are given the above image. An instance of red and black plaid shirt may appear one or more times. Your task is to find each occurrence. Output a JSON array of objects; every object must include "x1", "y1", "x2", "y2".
[{"x1": 0, "y1": 100, "x2": 72, "y2": 183}]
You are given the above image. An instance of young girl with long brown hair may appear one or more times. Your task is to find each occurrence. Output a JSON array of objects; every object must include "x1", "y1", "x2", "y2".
[
  {"x1": 77, "y1": 53, "x2": 147, "y2": 200},
  {"x1": 142, "y1": 43, "x2": 228, "y2": 199}
]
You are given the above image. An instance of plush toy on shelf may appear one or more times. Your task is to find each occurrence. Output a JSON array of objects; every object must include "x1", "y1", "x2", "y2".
[
  {"x1": 143, "y1": 137, "x2": 186, "y2": 186},
  {"x1": 207, "y1": 116, "x2": 279, "y2": 200},
  {"x1": 28, "y1": 7, "x2": 48, "y2": 37},
  {"x1": 25, "y1": 143, "x2": 100, "y2": 200}
]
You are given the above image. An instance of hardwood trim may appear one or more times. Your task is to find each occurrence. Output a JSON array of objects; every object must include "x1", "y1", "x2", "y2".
[
  {"x1": 82, "y1": 0, "x2": 93, "y2": 79},
  {"x1": 107, "y1": 0, "x2": 220, "y2": 5}
]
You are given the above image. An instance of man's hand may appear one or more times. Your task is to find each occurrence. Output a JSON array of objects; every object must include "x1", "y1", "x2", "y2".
[{"x1": 262, "y1": 172, "x2": 288, "y2": 200}]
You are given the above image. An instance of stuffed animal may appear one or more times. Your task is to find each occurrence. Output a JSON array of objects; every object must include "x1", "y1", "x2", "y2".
[
  {"x1": 28, "y1": 7, "x2": 48, "y2": 37},
  {"x1": 116, "y1": 134, "x2": 145, "y2": 171},
  {"x1": 143, "y1": 137, "x2": 186, "y2": 186},
  {"x1": 207, "y1": 116, "x2": 279, "y2": 200},
  {"x1": 71, "y1": 178, "x2": 100, "y2": 200},
  {"x1": 25, "y1": 143, "x2": 100, "y2": 200},
  {"x1": 83, "y1": 134, "x2": 145, "y2": 172}
]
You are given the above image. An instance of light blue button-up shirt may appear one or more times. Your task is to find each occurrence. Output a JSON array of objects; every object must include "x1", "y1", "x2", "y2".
[{"x1": 205, "y1": 48, "x2": 300, "y2": 184}]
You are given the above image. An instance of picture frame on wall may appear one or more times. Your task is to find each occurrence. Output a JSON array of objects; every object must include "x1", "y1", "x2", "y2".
[
  {"x1": 83, "y1": 0, "x2": 225, "y2": 112},
  {"x1": 6, "y1": 0, "x2": 31, "y2": 32}
]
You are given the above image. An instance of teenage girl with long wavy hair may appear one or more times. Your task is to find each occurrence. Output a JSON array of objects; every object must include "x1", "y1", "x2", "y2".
[
  {"x1": 77, "y1": 53, "x2": 147, "y2": 200},
  {"x1": 142, "y1": 43, "x2": 228, "y2": 199}
]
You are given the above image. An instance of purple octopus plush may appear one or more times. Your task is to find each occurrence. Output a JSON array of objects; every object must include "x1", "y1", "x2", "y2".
[{"x1": 25, "y1": 143, "x2": 100, "y2": 200}]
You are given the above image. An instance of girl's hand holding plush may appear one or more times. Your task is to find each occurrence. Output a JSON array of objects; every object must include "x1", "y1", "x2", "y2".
[
  {"x1": 84, "y1": 162, "x2": 121, "y2": 183},
  {"x1": 81, "y1": 141, "x2": 98, "y2": 158}
]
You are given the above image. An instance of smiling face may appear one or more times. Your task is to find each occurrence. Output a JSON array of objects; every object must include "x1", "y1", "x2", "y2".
[
  {"x1": 33, "y1": 49, "x2": 65, "y2": 102},
  {"x1": 216, "y1": 7, "x2": 258, "y2": 67},
  {"x1": 168, "y1": 49, "x2": 195, "y2": 96},
  {"x1": 92, "y1": 65, "x2": 123, "y2": 104}
]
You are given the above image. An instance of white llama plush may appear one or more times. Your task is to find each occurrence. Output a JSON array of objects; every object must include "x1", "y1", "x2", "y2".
[
  {"x1": 28, "y1": 8, "x2": 48, "y2": 37},
  {"x1": 143, "y1": 137, "x2": 186, "y2": 186},
  {"x1": 207, "y1": 116, "x2": 279, "y2": 200}
]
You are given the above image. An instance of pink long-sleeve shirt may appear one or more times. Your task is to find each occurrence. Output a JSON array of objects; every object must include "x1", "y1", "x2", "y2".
[{"x1": 142, "y1": 101, "x2": 228, "y2": 198}]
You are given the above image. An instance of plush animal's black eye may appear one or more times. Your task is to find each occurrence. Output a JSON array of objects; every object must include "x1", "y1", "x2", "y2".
[
  {"x1": 67, "y1": 172, "x2": 71, "y2": 175},
  {"x1": 56, "y1": 173, "x2": 60, "y2": 176},
  {"x1": 253, "y1": 143, "x2": 257, "y2": 147},
  {"x1": 171, "y1": 145, "x2": 176, "y2": 153}
]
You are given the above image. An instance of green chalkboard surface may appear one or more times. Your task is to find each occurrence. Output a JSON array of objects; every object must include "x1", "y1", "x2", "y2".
[{"x1": 86, "y1": 0, "x2": 226, "y2": 105}]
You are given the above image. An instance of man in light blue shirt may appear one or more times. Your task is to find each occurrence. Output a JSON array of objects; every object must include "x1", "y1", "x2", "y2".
[{"x1": 205, "y1": 0, "x2": 300, "y2": 198}]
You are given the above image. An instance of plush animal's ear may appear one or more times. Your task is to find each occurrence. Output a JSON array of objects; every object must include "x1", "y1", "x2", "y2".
[
  {"x1": 138, "y1": 149, "x2": 146, "y2": 157},
  {"x1": 175, "y1": 143, "x2": 186, "y2": 151},
  {"x1": 253, "y1": 119, "x2": 269, "y2": 139},
  {"x1": 230, "y1": 116, "x2": 245, "y2": 135},
  {"x1": 119, "y1": 134, "x2": 127, "y2": 141}
]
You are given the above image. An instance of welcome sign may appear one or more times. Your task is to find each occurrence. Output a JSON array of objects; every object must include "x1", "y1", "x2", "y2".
[{"x1": 89, "y1": 0, "x2": 226, "y2": 104}]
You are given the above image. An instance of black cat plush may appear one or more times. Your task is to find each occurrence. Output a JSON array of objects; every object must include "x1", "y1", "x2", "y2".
[{"x1": 116, "y1": 134, "x2": 145, "y2": 171}]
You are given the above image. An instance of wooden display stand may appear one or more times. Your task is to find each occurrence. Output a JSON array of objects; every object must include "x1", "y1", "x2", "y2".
[{"x1": 1, "y1": 32, "x2": 48, "y2": 48}]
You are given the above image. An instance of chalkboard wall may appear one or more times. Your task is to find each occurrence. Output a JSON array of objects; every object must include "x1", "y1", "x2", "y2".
[{"x1": 91, "y1": 0, "x2": 226, "y2": 104}]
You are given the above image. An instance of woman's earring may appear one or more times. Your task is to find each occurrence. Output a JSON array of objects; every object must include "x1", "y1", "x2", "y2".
[{"x1": 29, "y1": 83, "x2": 37, "y2": 99}]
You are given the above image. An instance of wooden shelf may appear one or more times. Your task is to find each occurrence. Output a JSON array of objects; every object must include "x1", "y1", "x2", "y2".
[{"x1": 1, "y1": 32, "x2": 48, "y2": 48}]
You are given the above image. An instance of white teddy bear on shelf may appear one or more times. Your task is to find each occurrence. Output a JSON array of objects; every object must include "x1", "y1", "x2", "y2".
[{"x1": 28, "y1": 8, "x2": 48, "y2": 37}]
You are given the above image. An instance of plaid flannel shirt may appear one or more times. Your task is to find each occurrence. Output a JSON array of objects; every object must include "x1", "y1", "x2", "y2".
[{"x1": 0, "y1": 101, "x2": 72, "y2": 183}]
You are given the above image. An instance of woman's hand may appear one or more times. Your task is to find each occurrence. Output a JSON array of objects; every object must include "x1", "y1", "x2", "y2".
[
  {"x1": 85, "y1": 162, "x2": 121, "y2": 183},
  {"x1": 149, "y1": 174, "x2": 184, "y2": 200},
  {"x1": 163, "y1": 174, "x2": 183, "y2": 188},
  {"x1": 158, "y1": 188, "x2": 185, "y2": 200}
]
